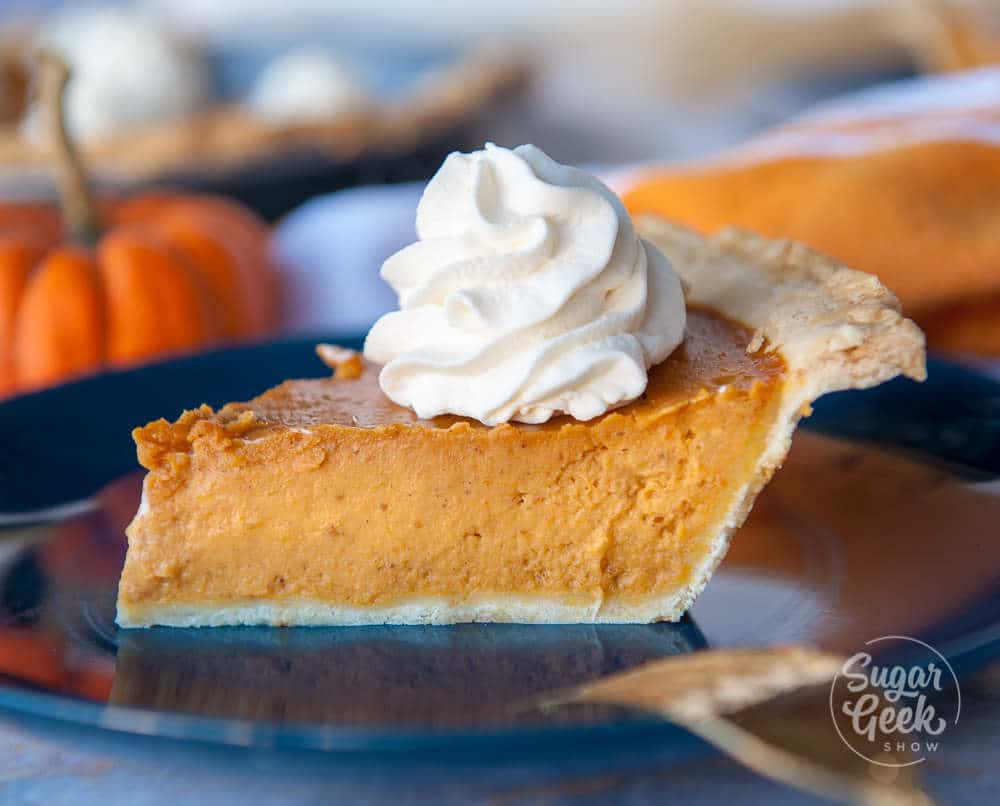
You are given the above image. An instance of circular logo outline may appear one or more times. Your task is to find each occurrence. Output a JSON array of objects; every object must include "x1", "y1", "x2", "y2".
[{"x1": 829, "y1": 634, "x2": 961, "y2": 768}]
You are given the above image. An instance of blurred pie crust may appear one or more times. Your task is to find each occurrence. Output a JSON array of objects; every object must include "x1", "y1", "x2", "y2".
[{"x1": 0, "y1": 50, "x2": 526, "y2": 182}]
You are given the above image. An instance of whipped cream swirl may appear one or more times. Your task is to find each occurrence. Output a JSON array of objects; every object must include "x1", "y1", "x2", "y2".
[{"x1": 363, "y1": 144, "x2": 686, "y2": 425}]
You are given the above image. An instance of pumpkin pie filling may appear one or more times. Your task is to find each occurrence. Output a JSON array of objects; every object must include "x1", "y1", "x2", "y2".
[{"x1": 118, "y1": 308, "x2": 785, "y2": 624}]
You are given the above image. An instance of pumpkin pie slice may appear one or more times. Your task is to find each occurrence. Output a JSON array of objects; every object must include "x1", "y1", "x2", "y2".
[{"x1": 116, "y1": 219, "x2": 925, "y2": 627}]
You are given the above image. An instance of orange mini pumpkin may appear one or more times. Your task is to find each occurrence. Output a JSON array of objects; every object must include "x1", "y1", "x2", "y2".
[{"x1": 0, "y1": 52, "x2": 277, "y2": 397}]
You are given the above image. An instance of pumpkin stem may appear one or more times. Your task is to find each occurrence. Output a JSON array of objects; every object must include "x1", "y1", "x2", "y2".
[{"x1": 36, "y1": 50, "x2": 100, "y2": 244}]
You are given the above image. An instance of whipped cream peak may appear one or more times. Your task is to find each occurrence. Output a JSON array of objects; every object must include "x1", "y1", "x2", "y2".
[{"x1": 364, "y1": 143, "x2": 686, "y2": 425}]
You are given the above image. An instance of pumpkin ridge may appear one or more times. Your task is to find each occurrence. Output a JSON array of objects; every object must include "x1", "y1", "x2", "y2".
[{"x1": 12, "y1": 246, "x2": 104, "y2": 391}]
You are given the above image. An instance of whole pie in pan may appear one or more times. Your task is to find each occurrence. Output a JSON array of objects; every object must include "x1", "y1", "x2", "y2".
[
  {"x1": 621, "y1": 67, "x2": 1000, "y2": 356},
  {"x1": 116, "y1": 217, "x2": 924, "y2": 627}
]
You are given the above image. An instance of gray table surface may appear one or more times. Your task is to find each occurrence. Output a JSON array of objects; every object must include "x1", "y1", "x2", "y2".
[{"x1": 1, "y1": 659, "x2": 997, "y2": 805}]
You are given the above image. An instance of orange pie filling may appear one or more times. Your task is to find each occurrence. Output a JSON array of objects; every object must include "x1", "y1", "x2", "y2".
[{"x1": 117, "y1": 309, "x2": 786, "y2": 625}]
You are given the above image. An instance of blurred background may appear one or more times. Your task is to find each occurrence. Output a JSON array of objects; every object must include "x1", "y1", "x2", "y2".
[{"x1": 2, "y1": 0, "x2": 1000, "y2": 399}]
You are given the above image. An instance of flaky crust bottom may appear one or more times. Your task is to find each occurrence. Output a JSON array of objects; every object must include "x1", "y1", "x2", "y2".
[
  {"x1": 116, "y1": 592, "x2": 701, "y2": 628},
  {"x1": 117, "y1": 220, "x2": 926, "y2": 628}
]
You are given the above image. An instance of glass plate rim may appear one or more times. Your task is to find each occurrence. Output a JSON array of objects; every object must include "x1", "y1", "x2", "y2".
[{"x1": 0, "y1": 682, "x2": 698, "y2": 755}]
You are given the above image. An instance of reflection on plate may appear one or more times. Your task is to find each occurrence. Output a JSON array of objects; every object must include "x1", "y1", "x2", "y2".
[
  {"x1": 112, "y1": 622, "x2": 702, "y2": 729},
  {"x1": 0, "y1": 472, "x2": 703, "y2": 741}
]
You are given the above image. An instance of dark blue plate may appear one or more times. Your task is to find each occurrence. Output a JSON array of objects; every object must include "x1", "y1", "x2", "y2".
[{"x1": 0, "y1": 339, "x2": 997, "y2": 755}]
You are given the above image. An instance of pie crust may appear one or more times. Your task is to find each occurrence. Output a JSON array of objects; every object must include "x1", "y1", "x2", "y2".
[{"x1": 631, "y1": 216, "x2": 926, "y2": 619}]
